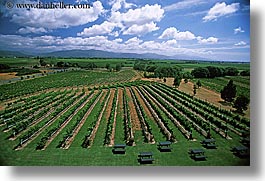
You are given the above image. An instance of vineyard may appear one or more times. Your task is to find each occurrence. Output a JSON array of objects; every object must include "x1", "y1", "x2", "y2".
[{"x1": 0, "y1": 78, "x2": 250, "y2": 166}]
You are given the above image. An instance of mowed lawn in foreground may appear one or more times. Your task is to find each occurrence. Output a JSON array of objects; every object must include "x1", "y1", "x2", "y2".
[{"x1": 0, "y1": 126, "x2": 249, "y2": 166}]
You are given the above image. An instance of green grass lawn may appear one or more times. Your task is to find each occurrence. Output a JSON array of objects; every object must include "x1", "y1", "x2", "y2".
[{"x1": 0, "y1": 121, "x2": 249, "y2": 166}]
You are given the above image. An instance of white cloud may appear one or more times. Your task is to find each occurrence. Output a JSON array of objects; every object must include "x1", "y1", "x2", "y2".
[
  {"x1": 125, "y1": 37, "x2": 143, "y2": 45},
  {"x1": 7, "y1": 1, "x2": 104, "y2": 31},
  {"x1": 203, "y1": 2, "x2": 240, "y2": 22},
  {"x1": 113, "y1": 38, "x2": 123, "y2": 43},
  {"x1": 159, "y1": 27, "x2": 196, "y2": 40},
  {"x1": 234, "y1": 41, "x2": 247, "y2": 46},
  {"x1": 234, "y1": 27, "x2": 245, "y2": 34},
  {"x1": 18, "y1": 27, "x2": 48, "y2": 34},
  {"x1": 110, "y1": 0, "x2": 136, "y2": 12},
  {"x1": 75, "y1": 0, "x2": 89, "y2": 3},
  {"x1": 197, "y1": 36, "x2": 218, "y2": 44},
  {"x1": 164, "y1": 0, "x2": 206, "y2": 12},
  {"x1": 162, "y1": 39, "x2": 179, "y2": 47},
  {"x1": 109, "y1": 4, "x2": 164, "y2": 26},
  {"x1": 77, "y1": 21, "x2": 116, "y2": 37},
  {"x1": 123, "y1": 22, "x2": 159, "y2": 35}
]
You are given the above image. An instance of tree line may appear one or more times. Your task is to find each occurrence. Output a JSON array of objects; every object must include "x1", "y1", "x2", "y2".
[{"x1": 191, "y1": 66, "x2": 249, "y2": 78}]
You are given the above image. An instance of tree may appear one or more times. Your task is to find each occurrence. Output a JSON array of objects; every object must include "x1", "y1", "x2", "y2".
[
  {"x1": 233, "y1": 95, "x2": 250, "y2": 113},
  {"x1": 173, "y1": 76, "x2": 181, "y2": 88},
  {"x1": 39, "y1": 58, "x2": 47, "y2": 66},
  {"x1": 105, "y1": 63, "x2": 110, "y2": 70},
  {"x1": 191, "y1": 67, "x2": 209, "y2": 78},
  {"x1": 57, "y1": 61, "x2": 65, "y2": 67},
  {"x1": 163, "y1": 78, "x2": 167, "y2": 83},
  {"x1": 221, "y1": 80, "x2": 237, "y2": 102},
  {"x1": 196, "y1": 80, "x2": 202, "y2": 88},
  {"x1": 225, "y1": 67, "x2": 239, "y2": 76},
  {"x1": 0, "y1": 63, "x2": 10, "y2": 70},
  {"x1": 115, "y1": 63, "x2": 122, "y2": 71},
  {"x1": 240, "y1": 70, "x2": 250, "y2": 76},
  {"x1": 206, "y1": 66, "x2": 224, "y2": 78},
  {"x1": 193, "y1": 84, "x2": 197, "y2": 96},
  {"x1": 184, "y1": 78, "x2": 188, "y2": 83}
]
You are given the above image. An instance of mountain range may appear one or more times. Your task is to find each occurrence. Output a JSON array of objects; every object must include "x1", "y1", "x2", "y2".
[{"x1": 0, "y1": 49, "x2": 208, "y2": 61}]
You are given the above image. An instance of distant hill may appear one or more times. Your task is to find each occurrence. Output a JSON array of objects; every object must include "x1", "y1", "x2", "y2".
[
  {"x1": 0, "y1": 49, "x2": 209, "y2": 61},
  {"x1": 0, "y1": 50, "x2": 29, "y2": 57},
  {"x1": 40, "y1": 49, "x2": 172, "y2": 60}
]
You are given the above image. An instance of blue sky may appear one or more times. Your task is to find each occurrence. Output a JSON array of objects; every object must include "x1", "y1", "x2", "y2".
[{"x1": 0, "y1": 0, "x2": 250, "y2": 61}]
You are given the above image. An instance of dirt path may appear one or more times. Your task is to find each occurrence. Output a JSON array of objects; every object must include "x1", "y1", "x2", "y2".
[
  {"x1": 179, "y1": 80, "x2": 233, "y2": 111},
  {"x1": 103, "y1": 89, "x2": 115, "y2": 145},
  {"x1": 130, "y1": 70, "x2": 143, "y2": 81},
  {"x1": 125, "y1": 87, "x2": 141, "y2": 131},
  {"x1": 109, "y1": 89, "x2": 119, "y2": 146},
  {"x1": 64, "y1": 91, "x2": 103, "y2": 149},
  {"x1": 0, "y1": 72, "x2": 17, "y2": 80}
]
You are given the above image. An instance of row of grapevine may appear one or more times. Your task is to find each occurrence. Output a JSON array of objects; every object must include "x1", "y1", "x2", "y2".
[
  {"x1": 10, "y1": 91, "x2": 80, "y2": 141},
  {"x1": 153, "y1": 83, "x2": 246, "y2": 136},
  {"x1": 135, "y1": 87, "x2": 173, "y2": 141},
  {"x1": 153, "y1": 84, "x2": 229, "y2": 138},
  {"x1": 142, "y1": 85, "x2": 209, "y2": 138},
  {"x1": 129, "y1": 87, "x2": 155, "y2": 143},
  {"x1": 1, "y1": 90, "x2": 61, "y2": 123},
  {"x1": 15, "y1": 91, "x2": 86, "y2": 149},
  {"x1": 4, "y1": 90, "x2": 73, "y2": 131},
  {"x1": 82, "y1": 89, "x2": 111, "y2": 148},
  {"x1": 104, "y1": 89, "x2": 118, "y2": 145},
  {"x1": 0, "y1": 69, "x2": 136, "y2": 101},
  {"x1": 58, "y1": 90, "x2": 103, "y2": 149},
  {"x1": 123, "y1": 88, "x2": 135, "y2": 146},
  {"x1": 36, "y1": 91, "x2": 95, "y2": 150},
  {"x1": 140, "y1": 86, "x2": 193, "y2": 140},
  {"x1": 140, "y1": 86, "x2": 191, "y2": 139},
  {"x1": 156, "y1": 83, "x2": 249, "y2": 132}
]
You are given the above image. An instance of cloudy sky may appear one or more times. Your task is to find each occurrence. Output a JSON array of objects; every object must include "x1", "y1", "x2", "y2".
[{"x1": 0, "y1": 0, "x2": 250, "y2": 61}]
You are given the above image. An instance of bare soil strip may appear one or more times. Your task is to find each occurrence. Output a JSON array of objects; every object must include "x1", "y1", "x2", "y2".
[
  {"x1": 125, "y1": 87, "x2": 141, "y2": 131},
  {"x1": 109, "y1": 89, "x2": 119, "y2": 146},
  {"x1": 63, "y1": 91, "x2": 104, "y2": 149}
]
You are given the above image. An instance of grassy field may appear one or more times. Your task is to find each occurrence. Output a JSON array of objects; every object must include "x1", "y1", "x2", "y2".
[
  {"x1": 0, "y1": 120, "x2": 249, "y2": 166},
  {"x1": 0, "y1": 57, "x2": 250, "y2": 70}
]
